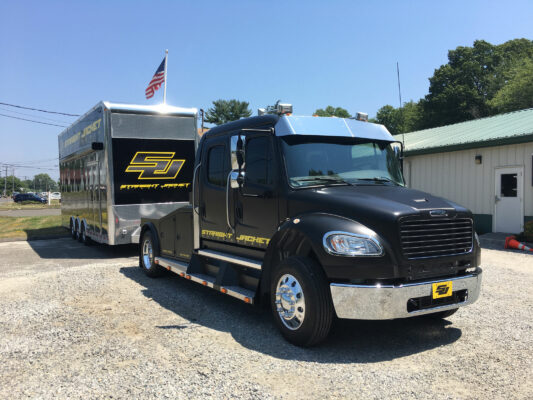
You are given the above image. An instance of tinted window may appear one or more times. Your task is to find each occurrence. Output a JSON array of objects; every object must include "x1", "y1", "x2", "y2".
[
  {"x1": 207, "y1": 145, "x2": 226, "y2": 186},
  {"x1": 245, "y1": 136, "x2": 273, "y2": 186}
]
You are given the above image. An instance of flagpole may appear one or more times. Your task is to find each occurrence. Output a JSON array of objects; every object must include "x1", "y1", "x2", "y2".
[{"x1": 163, "y1": 49, "x2": 168, "y2": 105}]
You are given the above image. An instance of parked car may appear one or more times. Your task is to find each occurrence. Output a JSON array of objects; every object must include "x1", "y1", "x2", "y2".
[
  {"x1": 11, "y1": 192, "x2": 20, "y2": 200},
  {"x1": 49, "y1": 192, "x2": 61, "y2": 200},
  {"x1": 13, "y1": 193, "x2": 47, "y2": 203},
  {"x1": 40, "y1": 192, "x2": 48, "y2": 199}
]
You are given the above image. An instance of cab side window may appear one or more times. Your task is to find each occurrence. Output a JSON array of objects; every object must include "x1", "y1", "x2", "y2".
[
  {"x1": 207, "y1": 145, "x2": 226, "y2": 186},
  {"x1": 245, "y1": 136, "x2": 273, "y2": 186}
]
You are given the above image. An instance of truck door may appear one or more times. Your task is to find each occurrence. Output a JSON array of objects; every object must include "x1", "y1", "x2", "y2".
[
  {"x1": 233, "y1": 133, "x2": 279, "y2": 250},
  {"x1": 199, "y1": 136, "x2": 232, "y2": 243}
]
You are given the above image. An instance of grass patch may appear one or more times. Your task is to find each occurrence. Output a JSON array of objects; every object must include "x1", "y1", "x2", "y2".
[
  {"x1": 0, "y1": 200, "x2": 60, "y2": 211},
  {"x1": 0, "y1": 215, "x2": 67, "y2": 239}
]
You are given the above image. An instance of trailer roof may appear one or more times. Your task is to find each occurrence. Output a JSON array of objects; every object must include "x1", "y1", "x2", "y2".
[{"x1": 102, "y1": 101, "x2": 197, "y2": 117}]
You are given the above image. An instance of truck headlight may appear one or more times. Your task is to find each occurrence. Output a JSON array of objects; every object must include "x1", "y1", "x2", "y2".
[{"x1": 323, "y1": 232, "x2": 383, "y2": 256}]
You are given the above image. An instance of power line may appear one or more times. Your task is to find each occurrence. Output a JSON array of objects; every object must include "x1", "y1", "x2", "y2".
[
  {"x1": 0, "y1": 101, "x2": 80, "y2": 117},
  {"x1": 0, "y1": 106, "x2": 71, "y2": 125},
  {"x1": 0, "y1": 163, "x2": 57, "y2": 171},
  {"x1": 0, "y1": 113, "x2": 68, "y2": 128}
]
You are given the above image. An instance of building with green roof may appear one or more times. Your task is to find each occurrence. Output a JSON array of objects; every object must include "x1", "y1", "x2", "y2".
[{"x1": 397, "y1": 108, "x2": 533, "y2": 234}]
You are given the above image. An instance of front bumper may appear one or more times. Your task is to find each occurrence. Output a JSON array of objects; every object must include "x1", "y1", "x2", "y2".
[{"x1": 330, "y1": 269, "x2": 482, "y2": 320}]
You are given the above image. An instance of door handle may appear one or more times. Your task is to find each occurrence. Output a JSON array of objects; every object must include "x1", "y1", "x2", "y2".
[{"x1": 495, "y1": 195, "x2": 501, "y2": 203}]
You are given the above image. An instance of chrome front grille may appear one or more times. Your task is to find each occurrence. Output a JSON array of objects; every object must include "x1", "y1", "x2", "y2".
[{"x1": 400, "y1": 217, "x2": 473, "y2": 259}]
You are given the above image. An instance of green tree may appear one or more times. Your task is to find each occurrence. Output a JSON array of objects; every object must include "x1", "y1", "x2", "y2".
[
  {"x1": 375, "y1": 101, "x2": 423, "y2": 134},
  {"x1": 204, "y1": 99, "x2": 252, "y2": 125},
  {"x1": 32, "y1": 173, "x2": 58, "y2": 192},
  {"x1": 314, "y1": 106, "x2": 352, "y2": 118},
  {"x1": 422, "y1": 38, "x2": 533, "y2": 128},
  {"x1": 0, "y1": 175, "x2": 28, "y2": 196},
  {"x1": 488, "y1": 58, "x2": 533, "y2": 113}
]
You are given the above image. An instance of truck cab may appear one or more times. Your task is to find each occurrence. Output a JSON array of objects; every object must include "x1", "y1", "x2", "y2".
[{"x1": 139, "y1": 107, "x2": 482, "y2": 346}]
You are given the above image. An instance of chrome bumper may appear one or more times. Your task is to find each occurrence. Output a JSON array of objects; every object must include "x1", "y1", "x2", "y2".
[{"x1": 330, "y1": 270, "x2": 482, "y2": 320}]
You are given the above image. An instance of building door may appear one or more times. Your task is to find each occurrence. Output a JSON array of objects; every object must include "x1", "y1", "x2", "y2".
[{"x1": 494, "y1": 167, "x2": 523, "y2": 233}]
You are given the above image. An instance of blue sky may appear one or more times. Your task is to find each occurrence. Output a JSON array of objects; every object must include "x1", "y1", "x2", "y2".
[{"x1": 1, "y1": 0, "x2": 532, "y2": 180}]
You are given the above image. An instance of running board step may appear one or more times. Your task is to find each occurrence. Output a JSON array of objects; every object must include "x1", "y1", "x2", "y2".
[
  {"x1": 197, "y1": 249, "x2": 262, "y2": 270},
  {"x1": 154, "y1": 256, "x2": 255, "y2": 304}
]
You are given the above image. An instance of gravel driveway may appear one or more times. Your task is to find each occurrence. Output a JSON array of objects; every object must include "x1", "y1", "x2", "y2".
[{"x1": 0, "y1": 238, "x2": 531, "y2": 399}]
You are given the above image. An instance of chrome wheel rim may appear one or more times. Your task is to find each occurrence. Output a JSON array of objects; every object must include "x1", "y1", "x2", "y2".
[
  {"x1": 142, "y1": 239, "x2": 153, "y2": 269},
  {"x1": 82, "y1": 227, "x2": 86, "y2": 242},
  {"x1": 275, "y1": 273, "x2": 305, "y2": 330},
  {"x1": 71, "y1": 224, "x2": 75, "y2": 236}
]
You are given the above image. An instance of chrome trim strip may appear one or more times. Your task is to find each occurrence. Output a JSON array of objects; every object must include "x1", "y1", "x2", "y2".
[
  {"x1": 155, "y1": 257, "x2": 188, "y2": 274},
  {"x1": 323, "y1": 231, "x2": 384, "y2": 257},
  {"x1": 192, "y1": 163, "x2": 201, "y2": 249},
  {"x1": 330, "y1": 270, "x2": 482, "y2": 320},
  {"x1": 226, "y1": 171, "x2": 235, "y2": 232},
  {"x1": 197, "y1": 249, "x2": 262, "y2": 270},
  {"x1": 155, "y1": 256, "x2": 255, "y2": 304}
]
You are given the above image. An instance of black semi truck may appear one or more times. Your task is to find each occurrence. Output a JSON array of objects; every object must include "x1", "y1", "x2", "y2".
[{"x1": 139, "y1": 105, "x2": 482, "y2": 346}]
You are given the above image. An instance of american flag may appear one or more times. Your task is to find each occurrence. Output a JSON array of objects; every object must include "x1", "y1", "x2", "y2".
[{"x1": 145, "y1": 58, "x2": 166, "y2": 99}]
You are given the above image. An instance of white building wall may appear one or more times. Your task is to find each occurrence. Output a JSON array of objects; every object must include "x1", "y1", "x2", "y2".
[{"x1": 404, "y1": 142, "x2": 533, "y2": 218}]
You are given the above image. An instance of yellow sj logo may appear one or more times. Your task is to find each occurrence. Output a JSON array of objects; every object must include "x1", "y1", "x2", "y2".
[{"x1": 125, "y1": 152, "x2": 185, "y2": 180}]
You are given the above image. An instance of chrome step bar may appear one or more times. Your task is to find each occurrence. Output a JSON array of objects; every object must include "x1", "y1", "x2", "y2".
[
  {"x1": 197, "y1": 249, "x2": 262, "y2": 270},
  {"x1": 154, "y1": 256, "x2": 255, "y2": 304}
]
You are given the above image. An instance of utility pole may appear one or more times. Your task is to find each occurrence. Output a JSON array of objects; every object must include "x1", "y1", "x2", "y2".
[
  {"x1": 12, "y1": 168, "x2": 14, "y2": 193},
  {"x1": 200, "y1": 109, "x2": 205, "y2": 133},
  {"x1": 3, "y1": 166, "x2": 7, "y2": 197}
]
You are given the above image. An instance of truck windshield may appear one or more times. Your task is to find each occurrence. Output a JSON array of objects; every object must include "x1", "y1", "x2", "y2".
[{"x1": 281, "y1": 136, "x2": 404, "y2": 187}]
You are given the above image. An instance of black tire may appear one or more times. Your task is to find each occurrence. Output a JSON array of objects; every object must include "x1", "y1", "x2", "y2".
[
  {"x1": 139, "y1": 231, "x2": 165, "y2": 277},
  {"x1": 71, "y1": 220, "x2": 77, "y2": 239},
  {"x1": 270, "y1": 256, "x2": 333, "y2": 347},
  {"x1": 423, "y1": 308, "x2": 458, "y2": 319},
  {"x1": 80, "y1": 223, "x2": 91, "y2": 246}
]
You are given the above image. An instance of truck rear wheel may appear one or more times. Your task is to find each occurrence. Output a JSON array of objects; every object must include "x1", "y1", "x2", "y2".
[
  {"x1": 270, "y1": 256, "x2": 333, "y2": 347},
  {"x1": 139, "y1": 231, "x2": 164, "y2": 277}
]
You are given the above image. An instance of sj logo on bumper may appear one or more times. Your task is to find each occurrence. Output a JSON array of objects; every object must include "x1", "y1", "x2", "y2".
[
  {"x1": 432, "y1": 281, "x2": 453, "y2": 299},
  {"x1": 125, "y1": 152, "x2": 185, "y2": 180}
]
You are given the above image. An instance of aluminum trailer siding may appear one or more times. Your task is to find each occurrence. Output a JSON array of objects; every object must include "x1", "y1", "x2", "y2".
[{"x1": 58, "y1": 101, "x2": 198, "y2": 245}]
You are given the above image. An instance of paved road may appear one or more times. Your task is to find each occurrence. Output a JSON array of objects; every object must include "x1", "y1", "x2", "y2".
[
  {"x1": 0, "y1": 238, "x2": 532, "y2": 399},
  {"x1": 0, "y1": 208, "x2": 61, "y2": 217}
]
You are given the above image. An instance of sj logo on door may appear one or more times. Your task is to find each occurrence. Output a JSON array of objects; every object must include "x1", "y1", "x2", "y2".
[{"x1": 125, "y1": 152, "x2": 185, "y2": 180}]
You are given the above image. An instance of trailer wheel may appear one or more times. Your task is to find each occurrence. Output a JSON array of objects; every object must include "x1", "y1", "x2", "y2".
[
  {"x1": 70, "y1": 219, "x2": 76, "y2": 239},
  {"x1": 270, "y1": 256, "x2": 333, "y2": 347},
  {"x1": 80, "y1": 223, "x2": 91, "y2": 246},
  {"x1": 140, "y1": 231, "x2": 164, "y2": 277}
]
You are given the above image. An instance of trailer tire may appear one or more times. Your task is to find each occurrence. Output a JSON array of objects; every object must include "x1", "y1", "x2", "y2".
[
  {"x1": 80, "y1": 223, "x2": 91, "y2": 246},
  {"x1": 140, "y1": 231, "x2": 164, "y2": 277},
  {"x1": 270, "y1": 256, "x2": 333, "y2": 347},
  {"x1": 70, "y1": 219, "x2": 77, "y2": 239}
]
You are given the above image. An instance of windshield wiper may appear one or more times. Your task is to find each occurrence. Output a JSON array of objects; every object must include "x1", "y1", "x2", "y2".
[
  {"x1": 356, "y1": 177, "x2": 399, "y2": 185},
  {"x1": 293, "y1": 176, "x2": 352, "y2": 185}
]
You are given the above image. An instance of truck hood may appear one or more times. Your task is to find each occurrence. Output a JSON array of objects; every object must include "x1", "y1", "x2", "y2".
[{"x1": 288, "y1": 184, "x2": 470, "y2": 233}]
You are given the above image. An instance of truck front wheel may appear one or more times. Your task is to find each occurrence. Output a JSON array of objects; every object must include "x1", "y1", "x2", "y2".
[
  {"x1": 139, "y1": 231, "x2": 164, "y2": 277},
  {"x1": 270, "y1": 256, "x2": 333, "y2": 347}
]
